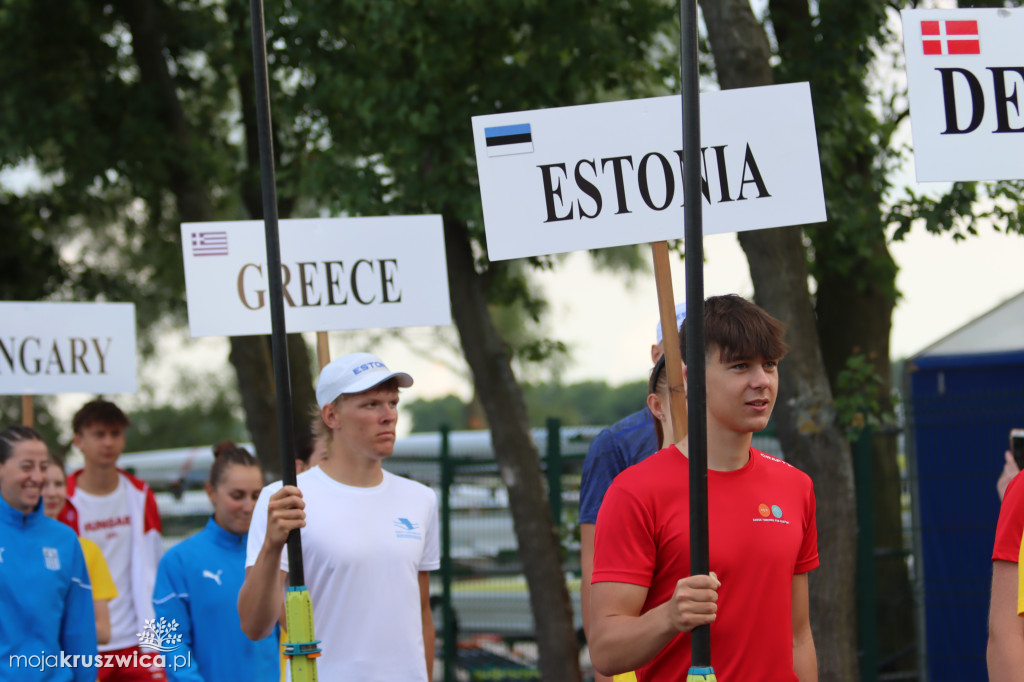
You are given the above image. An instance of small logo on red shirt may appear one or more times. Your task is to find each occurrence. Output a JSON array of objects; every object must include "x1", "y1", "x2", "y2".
[
  {"x1": 921, "y1": 20, "x2": 980, "y2": 56},
  {"x1": 758, "y1": 503, "x2": 771, "y2": 518}
]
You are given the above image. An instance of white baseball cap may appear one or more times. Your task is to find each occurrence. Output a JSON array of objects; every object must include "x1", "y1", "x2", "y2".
[
  {"x1": 315, "y1": 352, "x2": 413, "y2": 408},
  {"x1": 655, "y1": 302, "x2": 687, "y2": 344}
]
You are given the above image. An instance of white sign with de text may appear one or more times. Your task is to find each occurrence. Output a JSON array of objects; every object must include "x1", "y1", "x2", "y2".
[
  {"x1": 180, "y1": 216, "x2": 451, "y2": 338},
  {"x1": 472, "y1": 83, "x2": 826, "y2": 261},
  {"x1": 0, "y1": 302, "x2": 137, "y2": 395},
  {"x1": 902, "y1": 8, "x2": 1024, "y2": 182}
]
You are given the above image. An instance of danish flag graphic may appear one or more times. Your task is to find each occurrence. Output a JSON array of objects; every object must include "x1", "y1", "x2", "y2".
[{"x1": 921, "y1": 20, "x2": 980, "y2": 56}]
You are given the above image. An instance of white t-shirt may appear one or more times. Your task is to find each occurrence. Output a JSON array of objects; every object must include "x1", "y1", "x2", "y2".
[
  {"x1": 74, "y1": 481, "x2": 138, "y2": 650},
  {"x1": 247, "y1": 467, "x2": 440, "y2": 681}
]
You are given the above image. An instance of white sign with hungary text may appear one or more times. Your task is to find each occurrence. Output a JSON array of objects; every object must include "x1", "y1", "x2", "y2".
[
  {"x1": 180, "y1": 216, "x2": 451, "y2": 338},
  {"x1": 0, "y1": 301, "x2": 137, "y2": 395},
  {"x1": 902, "y1": 8, "x2": 1024, "y2": 182},
  {"x1": 471, "y1": 83, "x2": 826, "y2": 261}
]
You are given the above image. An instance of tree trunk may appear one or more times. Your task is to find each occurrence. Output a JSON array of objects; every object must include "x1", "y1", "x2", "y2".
[
  {"x1": 443, "y1": 216, "x2": 582, "y2": 682},
  {"x1": 739, "y1": 227, "x2": 859, "y2": 682},
  {"x1": 815, "y1": 232, "x2": 913, "y2": 673},
  {"x1": 122, "y1": 0, "x2": 316, "y2": 474},
  {"x1": 228, "y1": 334, "x2": 315, "y2": 478},
  {"x1": 699, "y1": 1, "x2": 859, "y2": 679}
]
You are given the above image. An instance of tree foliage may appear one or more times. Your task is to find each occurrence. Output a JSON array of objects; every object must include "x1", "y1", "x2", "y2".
[{"x1": 407, "y1": 379, "x2": 650, "y2": 433}]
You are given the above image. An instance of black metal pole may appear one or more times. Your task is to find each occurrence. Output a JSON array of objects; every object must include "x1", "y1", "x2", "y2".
[
  {"x1": 680, "y1": 0, "x2": 711, "y2": 669},
  {"x1": 248, "y1": 0, "x2": 304, "y2": 586}
]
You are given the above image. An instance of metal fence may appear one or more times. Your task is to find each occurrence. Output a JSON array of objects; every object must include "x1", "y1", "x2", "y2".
[{"x1": 146, "y1": 421, "x2": 918, "y2": 682}]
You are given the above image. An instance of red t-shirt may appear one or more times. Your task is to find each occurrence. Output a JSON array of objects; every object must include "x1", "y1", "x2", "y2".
[
  {"x1": 993, "y1": 473, "x2": 1024, "y2": 562},
  {"x1": 593, "y1": 445, "x2": 818, "y2": 681}
]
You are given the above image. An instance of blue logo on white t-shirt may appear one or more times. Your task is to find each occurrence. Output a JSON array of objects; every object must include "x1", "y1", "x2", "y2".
[{"x1": 394, "y1": 517, "x2": 422, "y2": 540}]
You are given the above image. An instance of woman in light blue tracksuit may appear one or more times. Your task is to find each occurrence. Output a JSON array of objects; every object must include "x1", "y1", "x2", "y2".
[
  {"x1": 0, "y1": 425, "x2": 97, "y2": 682},
  {"x1": 153, "y1": 443, "x2": 278, "y2": 682}
]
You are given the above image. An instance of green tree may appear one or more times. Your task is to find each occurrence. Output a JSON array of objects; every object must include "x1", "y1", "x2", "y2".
[
  {"x1": 0, "y1": 0, "x2": 317, "y2": 475},
  {"x1": 1, "y1": 1, "x2": 676, "y2": 677},
  {"x1": 125, "y1": 373, "x2": 248, "y2": 452},
  {"x1": 699, "y1": 0, "x2": 1024, "y2": 678},
  {"x1": 406, "y1": 379, "x2": 651, "y2": 433}
]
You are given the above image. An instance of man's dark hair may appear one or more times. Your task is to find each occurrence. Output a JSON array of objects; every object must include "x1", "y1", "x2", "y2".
[
  {"x1": 72, "y1": 399, "x2": 130, "y2": 434},
  {"x1": 679, "y1": 294, "x2": 789, "y2": 362}
]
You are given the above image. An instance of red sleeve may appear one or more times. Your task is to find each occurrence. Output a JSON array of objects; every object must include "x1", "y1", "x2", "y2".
[
  {"x1": 592, "y1": 477, "x2": 656, "y2": 587},
  {"x1": 993, "y1": 474, "x2": 1024, "y2": 562},
  {"x1": 143, "y1": 487, "x2": 162, "y2": 534},
  {"x1": 795, "y1": 479, "x2": 819, "y2": 574}
]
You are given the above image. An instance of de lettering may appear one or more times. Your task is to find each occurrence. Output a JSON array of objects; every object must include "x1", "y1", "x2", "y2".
[
  {"x1": 537, "y1": 143, "x2": 771, "y2": 223},
  {"x1": 236, "y1": 258, "x2": 402, "y2": 311},
  {"x1": 0, "y1": 337, "x2": 114, "y2": 376},
  {"x1": 937, "y1": 66, "x2": 1024, "y2": 135}
]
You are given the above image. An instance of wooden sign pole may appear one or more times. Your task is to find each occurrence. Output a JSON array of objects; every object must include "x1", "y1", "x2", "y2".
[{"x1": 651, "y1": 242, "x2": 688, "y2": 442}]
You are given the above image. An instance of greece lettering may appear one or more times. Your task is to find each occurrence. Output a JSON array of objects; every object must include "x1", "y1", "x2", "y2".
[
  {"x1": 180, "y1": 216, "x2": 451, "y2": 337},
  {"x1": 236, "y1": 258, "x2": 402, "y2": 310}
]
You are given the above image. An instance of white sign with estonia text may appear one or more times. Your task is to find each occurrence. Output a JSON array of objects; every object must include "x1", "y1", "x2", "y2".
[
  {"x1": 0, "y1": 302, "x2": 137, "y2": 395},
  {"x1": 902, "y1": 8, "x2": 1024, "y2": 182},
  {"x1": 471, "y1": 83, "x2": 826, "y2": 261},
  {"x1": 180, "y1": 216, "x2": 451, "y2": 338}
]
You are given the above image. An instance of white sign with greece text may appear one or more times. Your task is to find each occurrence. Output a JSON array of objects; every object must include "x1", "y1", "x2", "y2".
[
  {"x1": 902, "y1": 8, "x2": 1024, "y2": 182},
  {"x1": 471, "y1": 82, "x2": 826, "y2": 261},
  {"x1": 180, "y1": 216, "x2": 451, "y2": 338},
  {"x1": 0, "y1": 302, "x2": 137, "y2": 395}
]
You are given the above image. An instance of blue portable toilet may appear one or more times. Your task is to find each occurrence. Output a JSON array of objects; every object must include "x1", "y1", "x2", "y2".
[{"x1": 906, "y1": 290, "x2": 1024, "y2": 681}]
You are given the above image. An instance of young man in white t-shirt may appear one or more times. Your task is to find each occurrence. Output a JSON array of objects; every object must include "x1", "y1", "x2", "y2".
[
  {"x1": 240, "y1": 352, "x2": 440, "y2": 681},
  {"x1": 59, "y1": 400, "x2": 166, "y2": 682}
]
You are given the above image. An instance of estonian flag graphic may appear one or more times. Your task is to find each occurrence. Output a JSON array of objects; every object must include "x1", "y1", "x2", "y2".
[{"x1": 485, "y1": 123, "x2": 534, "y2": 157}]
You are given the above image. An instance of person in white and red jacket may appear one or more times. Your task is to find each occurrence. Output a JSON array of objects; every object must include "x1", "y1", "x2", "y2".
[{"x1": 59, "y1": 399, "x2": 165, "y2": 682}]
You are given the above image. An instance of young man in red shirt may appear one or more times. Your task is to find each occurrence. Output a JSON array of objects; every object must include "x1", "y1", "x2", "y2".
[{"x1": 590, "y1": 295, "x2": 818, "y2": 681}]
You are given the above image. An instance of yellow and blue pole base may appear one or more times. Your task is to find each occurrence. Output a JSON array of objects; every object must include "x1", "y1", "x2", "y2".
[
  {"x1": 687, "y1": 666, "x2": 717, "y2": 682},
  {"x1": 284, "y1": 586, "x2": 320, "y2": 682}
]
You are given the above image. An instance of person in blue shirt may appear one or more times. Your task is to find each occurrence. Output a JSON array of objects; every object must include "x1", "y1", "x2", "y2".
[
  {"x1": 578, "y1": 304, "x2": 685, "y2": 682},
  {"x1": 153, "y1": 442, "x2": 278, "y2": 682},
  {"x1": 0, "y1": 425, "x2": 98, "y2": 682}
]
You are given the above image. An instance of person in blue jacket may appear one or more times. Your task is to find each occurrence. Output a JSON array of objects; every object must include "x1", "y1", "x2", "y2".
[
  {"x1": 153, "y1": 442, "x2": 278, "y2": 681},
  {"x1": 0, "y1": 425, "x2": 98, "y2": 682}
]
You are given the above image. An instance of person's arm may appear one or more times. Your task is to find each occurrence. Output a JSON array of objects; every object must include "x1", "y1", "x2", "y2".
[
  {"x1": 419, "y1": 571, "x2": 435, "y2": 680},
  {"x1": 62, "y1": 541, "x2": 99, "y2": 682},
  {"x1": 239, "y1": 485, "x2": 304, "y2": 640},
  {"x1": 93, "y1": 600, "x2": 111, "y2": 645},
  {"x1": 580, "y1": 523, "x2": 614, "y2": 682},
  {"x1": 81, "y1": 539, "x2": 117, "y2": 646},
  {"x1": 999, "y1": 450, "x2": 1020, "y2": 502},
  {"x1": 791, "y1": 573, "x2": 817, "y2": 682},
  {"x1": 153, "y1": 552, "x2": 204, "y2": 682},
  {"x1": 589, "y1": 574, "x2": 719, "y2": 677},
  {"x1": 988, "y1": 560, "x2": 1024, "y2": 681}
]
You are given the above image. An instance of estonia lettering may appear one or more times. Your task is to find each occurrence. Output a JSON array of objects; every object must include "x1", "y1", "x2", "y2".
[
  {"x1": 0, "y1": 337, "x2": 113, "y2": 376},
  {"x1": 537, "y1": 143, "x2": 771, "y2": 223}
]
